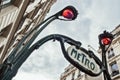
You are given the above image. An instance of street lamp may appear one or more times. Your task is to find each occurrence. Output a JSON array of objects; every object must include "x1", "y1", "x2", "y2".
[
  {"x1": 0, "y1": 5, "x2": 78, "y2": 80},
  {"x1": 61, "y1": 6, "x2": 78, "y2": 20},
  {"x1": 0, "y1": 4, "x2": 113, "y2": 80},
  {"x1": 99, "y1": 31, "x2": 113, "y2": 47},
  {"x1": 99, "y1": 31, "x2": 114, "y2": 80}
]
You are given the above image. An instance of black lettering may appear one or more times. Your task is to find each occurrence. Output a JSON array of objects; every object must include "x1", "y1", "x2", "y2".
[
  {"x1": 81, "y1": 54, "x2": 86, "y2": 63},
  {"x1": 71, "y1": 49, "x2": 77, "y2": 58},
  {"x1": 77, "y1": 53, "x2": 82, "y2": 61},
  {"x1": 85, "y1": 58, "x2": 90, "y2": 68},
  {"x1": 90, "y1": 62, "x2": 95, "y2": 70}
]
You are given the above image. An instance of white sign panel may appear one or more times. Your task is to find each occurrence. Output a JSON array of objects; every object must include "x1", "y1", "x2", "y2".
[{"x1": 67, "y1": 46, "x2": 100, "y2": 74}]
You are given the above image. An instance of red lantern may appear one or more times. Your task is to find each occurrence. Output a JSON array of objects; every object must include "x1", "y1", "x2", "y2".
[
  {"x1": 62, "y1": 9, "x2": 74, "y2": 19},
  {"x1": 101, "y1": 37, "x2": 111, "y2": 45}
]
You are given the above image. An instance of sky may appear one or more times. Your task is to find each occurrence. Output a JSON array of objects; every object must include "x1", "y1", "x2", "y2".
[{"x1": 13, "y1": 0, "x2": 120, "y2": 80}]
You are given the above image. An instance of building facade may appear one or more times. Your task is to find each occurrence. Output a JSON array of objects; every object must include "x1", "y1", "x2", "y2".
[
  {"x1": 0, "y1": 0, "x2": 56, "y2": 63},
  {"x1": 60, "y1": 25, "x2": 120, "y2": 80},
  {"x1": 97, "y1": 25, "x2": 120, "y2": 80},
  {"x1": 60, "y1": 64, "x2": 102, "y2": 80},
  {"x1": 104, "y1": 25, "x2": 120, "y2": 80}
]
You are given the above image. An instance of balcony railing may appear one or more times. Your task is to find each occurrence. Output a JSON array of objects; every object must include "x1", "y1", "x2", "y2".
[{"x1": 0, "y1": 5, "x2": 18, "y2": 32}]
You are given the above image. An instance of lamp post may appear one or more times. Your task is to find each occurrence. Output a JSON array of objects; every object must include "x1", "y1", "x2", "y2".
[
  {"x1": 0, "y1": 5, "x2": 78, "y2": 80},
  {"x1": 99, "y1": 31, "x2": 114, "y2": 80},
  {"x1": 0, "y1": 4, "x2": 114, "y2": 80}
]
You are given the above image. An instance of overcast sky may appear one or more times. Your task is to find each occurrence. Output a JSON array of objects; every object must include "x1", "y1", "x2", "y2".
[{"x1": 13, "y1": 0, "x2": 120, "y2": 80}]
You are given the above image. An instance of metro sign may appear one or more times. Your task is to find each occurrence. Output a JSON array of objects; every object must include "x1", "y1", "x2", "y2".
[{"x1": 67, "y1": 46, "x2": 101, "y2": 76}]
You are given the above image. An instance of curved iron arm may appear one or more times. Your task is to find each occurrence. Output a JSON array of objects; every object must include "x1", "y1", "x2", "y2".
[
  {"x1": 0, "y1": 5, "x2": 79, "y2": 79},
  {"x1": 1, "y1": 34, "x2": 106, "y2": 79},
  {"x1": 59, "y1": 39, "x2": 103, "y2": 76},
  {"x1": 0, "y1": 17, "x2": 57, "y2": 80},
  {"x1": 6, "y1": 5, "x2": 78, "y2": 64},
  {"x1": 7, "y1": 16, "x2": 57, "y2": 64},
  {"x1": 30, "y1": 34, "x2": 103, "y2": 76},
  {"x1": 0, "y1": 5, "x2": 78, "y2": 79},
  {"x1": 0, "y1": 34, "x2": 81, "y2": 80}
]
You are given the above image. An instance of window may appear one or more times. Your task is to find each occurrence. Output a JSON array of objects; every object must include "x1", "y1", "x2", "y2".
[
  {"x1": 108, "y1": 48, "x2": 115, "y2": 59},
  {"x1": 110, "y1": 61, "x2": 119, "y2": 77}
]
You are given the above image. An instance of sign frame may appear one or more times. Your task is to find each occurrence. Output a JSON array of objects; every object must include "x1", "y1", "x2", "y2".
[
  {"x1": 60, "y1": 44, "x2": 103, "y2": 76},
  {"x1": 67, "y1": 46, "x2": 101, "y2": 74}
]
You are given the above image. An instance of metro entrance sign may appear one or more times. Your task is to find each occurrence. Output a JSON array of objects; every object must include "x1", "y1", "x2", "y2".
[
  {"x1": 67, "y1": 46, "x2": 99, "y2": 73},
  {"x1": 67, "y1": 46, "x2": 102, "y2": 76}
]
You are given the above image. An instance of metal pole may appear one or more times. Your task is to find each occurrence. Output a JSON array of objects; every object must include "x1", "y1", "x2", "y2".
[
  {"x1": 0, "y1": 5, "x2": 78, "y2": 80},
  {"x1": 6, "y1": 15, "x2": 57, "y2": 63},
  {"x1": 1, "y1": 34, "x2": 81, "y2": 80},
  {"x1": 102, "y1": 46, "x2": 107, "y2": 80},
  {"x1": 98, "y1": 31, "x2": 113, "y2": 80},
  {"x1": 13, "y1": 16, "x2": 57, "y2": 63},
  {"x1": 101, "y1": 45, "x2": 111, "y2": 80},
  {"x1": 0, "y1": 17, "x2": 57, "y2": 80}
]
